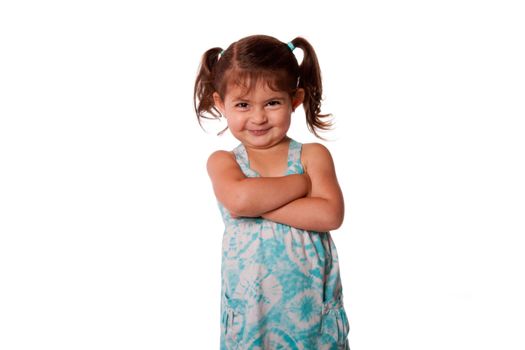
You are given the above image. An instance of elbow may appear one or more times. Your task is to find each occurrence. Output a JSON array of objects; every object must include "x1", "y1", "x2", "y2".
[
  {"x1": 214, "y1": 178, "x2": 262, "y2": 217},
  {"x1": 222, "y1": 191, "x2": 256, "y2": 217},
  {"x1": 304, "y1": 199, "x2": 344, "y2": 232},
  {"x1": 324, "y1": 214, "x2": 344, "y2": 231},
  {"x1": 323, "y1": 204, "x2": 344, "y2": 231}
]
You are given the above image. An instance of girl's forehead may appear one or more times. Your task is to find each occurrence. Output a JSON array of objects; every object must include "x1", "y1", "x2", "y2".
[{"x1": 224, "y1": 79, "x2": 287, "y2": 100}]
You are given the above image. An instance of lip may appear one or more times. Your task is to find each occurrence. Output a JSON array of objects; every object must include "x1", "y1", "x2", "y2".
[{"x1": 248, "y1": 128, "x2": 270, "y2": 136}]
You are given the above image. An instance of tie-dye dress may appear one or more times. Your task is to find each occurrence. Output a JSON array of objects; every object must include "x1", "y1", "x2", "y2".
[{"x1": 219, "y1": 139, "x2": 350, "y2": 350}]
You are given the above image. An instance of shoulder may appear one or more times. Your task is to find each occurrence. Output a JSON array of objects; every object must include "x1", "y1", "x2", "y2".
[
  {"x1": 301, "y1": 142, "x2": 335, "y2": 171},
  {"x1": 207, "y1": 149, "x2": 235, "y2": 163},
  {"x1": 206, "y1": 149, "x2": 245, "y2": 185},
  {"x1": 206, "y1": 150, "x2": 236, "y2": 171},
  {"x1": 302, "y1": 142, "x2": 332, "y2": 156}
]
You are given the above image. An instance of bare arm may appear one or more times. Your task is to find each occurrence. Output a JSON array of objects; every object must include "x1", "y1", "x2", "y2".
[
  {"x1": 207, "y1": 150, "x2": 310, "y2": 217},
  {"x1": 261, "y1": 143, "x2": 344, "y2": 232}
]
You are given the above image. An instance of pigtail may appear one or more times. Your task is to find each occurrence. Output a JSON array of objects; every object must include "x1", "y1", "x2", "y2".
[
  {"x1": 194, "y1": 47, "x2": 223, "y2": 128},
  {"x1": 289, "y1": 37, "x2": 332, "y2": 138}
]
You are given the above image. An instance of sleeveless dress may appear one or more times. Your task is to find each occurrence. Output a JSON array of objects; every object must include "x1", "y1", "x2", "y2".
[{"x1": 219, "y1": 139, "x2": 350, "y2": 350}]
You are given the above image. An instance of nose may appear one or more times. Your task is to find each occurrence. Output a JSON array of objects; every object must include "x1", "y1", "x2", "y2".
[{"x1": 252, "y1": 108, "x2": 267, "y2": 124}]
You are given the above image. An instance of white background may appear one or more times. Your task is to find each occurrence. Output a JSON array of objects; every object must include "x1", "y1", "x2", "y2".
[{"x1": 1, "y1": 1, "x2": 524, "y2": 349}]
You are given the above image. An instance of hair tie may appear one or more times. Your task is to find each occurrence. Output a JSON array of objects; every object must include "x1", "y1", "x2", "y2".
[{"x1": 287, "y1": 42, "x2": 295, "y2": 51}]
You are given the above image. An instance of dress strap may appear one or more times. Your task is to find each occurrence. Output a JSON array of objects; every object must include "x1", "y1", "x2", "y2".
[
  {"x1": 285, "y1": 139, "x2": 304, "y2": 175},
  {"x1": 232, "y1": 143, "x2": 258, "y2": 177}
]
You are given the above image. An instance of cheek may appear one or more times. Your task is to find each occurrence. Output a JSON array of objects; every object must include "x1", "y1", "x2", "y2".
[
  {"x1": 276, "y1": 112, "x2": 292, "y2": 126},
  {"x1": 226, "y1": 116, "x2": 243, "y2": 130}
]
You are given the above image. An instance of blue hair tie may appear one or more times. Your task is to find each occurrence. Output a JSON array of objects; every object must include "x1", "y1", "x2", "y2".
[{"x1": 287, "y1": 42, "x2": 295, "y2": 51}]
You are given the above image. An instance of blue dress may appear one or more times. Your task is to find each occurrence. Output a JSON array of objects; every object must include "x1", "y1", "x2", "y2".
[{"x1": 219, "y1": 139, "x2": 350, "y2": 350}]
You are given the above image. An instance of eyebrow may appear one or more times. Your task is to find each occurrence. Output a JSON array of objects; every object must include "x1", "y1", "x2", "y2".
[{"x1": 232, "y1": 96, "x2": 286, "y2": 103}]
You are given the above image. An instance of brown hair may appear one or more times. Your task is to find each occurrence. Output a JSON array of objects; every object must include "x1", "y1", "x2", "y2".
[{"x1": 193, "y1": 35, "x2": 331, "y2": 138}]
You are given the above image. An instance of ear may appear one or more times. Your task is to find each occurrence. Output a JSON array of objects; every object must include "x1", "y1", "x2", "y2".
[
  {"x1": 291, "y1": 88, "x2": 305, "y2": 112},
  {"x1": 213, "y1": 92, "x2": 226, "y2": 116}
]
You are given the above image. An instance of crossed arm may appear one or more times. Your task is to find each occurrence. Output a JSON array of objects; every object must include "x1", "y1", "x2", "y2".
[{"x1": 206, "y1": 143, "x2": 344, "y2": 232}]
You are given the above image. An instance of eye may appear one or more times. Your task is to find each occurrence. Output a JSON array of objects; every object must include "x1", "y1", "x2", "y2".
[
  {"x1": 267, "y1": 100, "x2": 281, "y2": 107},
  {"x1": 235, "y1": 102, "x2": 249, "y2": 109}
]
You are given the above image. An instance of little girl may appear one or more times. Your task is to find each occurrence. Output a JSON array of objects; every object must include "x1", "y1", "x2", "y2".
[{"x1": 194, "y1": 35, "x2": 350, "y2": 350}]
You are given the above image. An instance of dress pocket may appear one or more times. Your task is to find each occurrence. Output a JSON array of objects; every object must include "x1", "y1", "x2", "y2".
[
  {"x1": 221, "y1": 293, "x2": 246, "y2": 349},
  {"x1": 321, "y1": 296, "x2": 350, "y2": 349}
]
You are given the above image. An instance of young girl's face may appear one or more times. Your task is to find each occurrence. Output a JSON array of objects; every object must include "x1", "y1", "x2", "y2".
[{"x1": 213, "y1": 80, "x2": 304, "y2": 150}]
